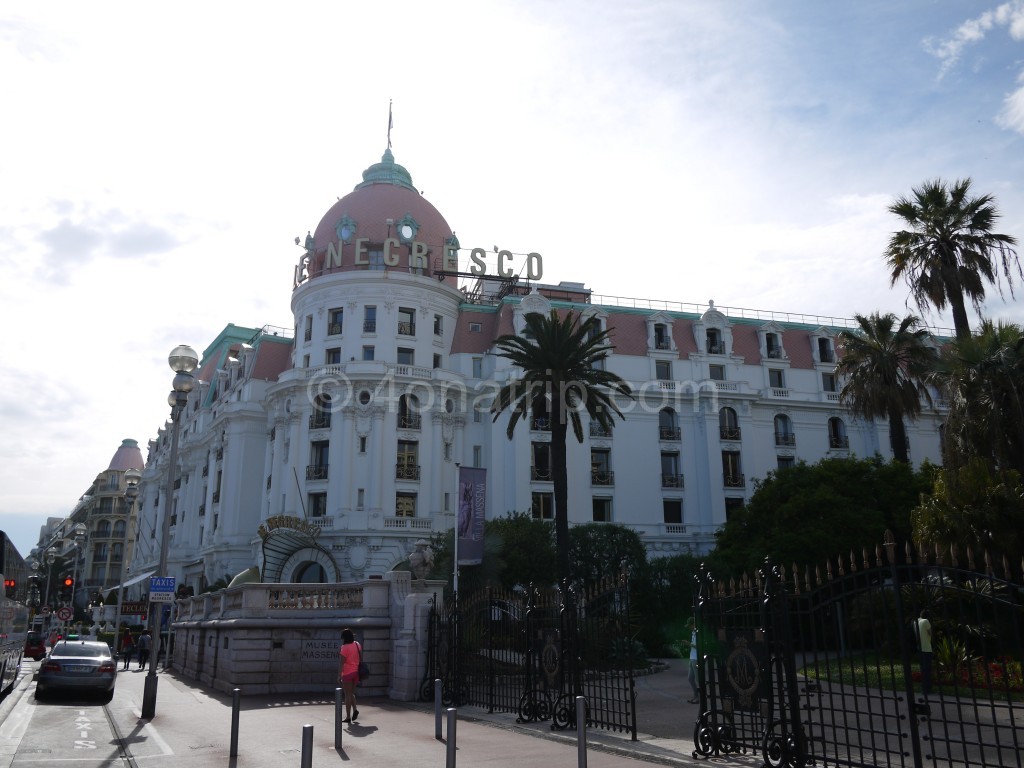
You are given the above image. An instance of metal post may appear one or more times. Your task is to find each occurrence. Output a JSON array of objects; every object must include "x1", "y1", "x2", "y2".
[
  {"x1": 142, "y1": 400, "x2": 183, "y2": 718},
  {"x1": 300, "y1": 724, "x2": 313, "y2": 768},
  {"x1": 576, "y1": 696, "x2": 587, "y2": 768},
  {"x1": 334, "y1": 687, "x2": 343, "y2": 749},
  {"x1": 230, "y1": 689, "x2": 240, "y2": 757},
  {"x1": 434, "y1": 678, "x2": 443, "y2": 740},
  {"x1": 445, "y1": 708, "x2": 457, "y2": 768},
  {"x1": 453, "y1": 463, "x2": 460, "y2": 594}
]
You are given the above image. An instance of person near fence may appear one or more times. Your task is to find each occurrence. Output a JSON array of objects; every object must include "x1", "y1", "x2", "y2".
[
  {"x1": 915, "y1": 609, "x2": 933, "y2": 698},
  {"x1": 337, "y1": 628, "x2": 361, "y2": 723},
  {"x1": 685, "y1": 617, "x2": 699, "y2": 703}
]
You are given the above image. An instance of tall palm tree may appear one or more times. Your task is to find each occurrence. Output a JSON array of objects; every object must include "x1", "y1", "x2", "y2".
[
  {"x1": 885, "y1": 177, "x2": 1019, "y2": 342},
  {"x1": 491, "y1": 310, "x2": 633, "y2": 586},
  {"x1": 836, "y1": 312, "x2": 937, "y2": 463},
  {"x1": 933, "y1": 320, "x2": 1024, "y2": 475}
]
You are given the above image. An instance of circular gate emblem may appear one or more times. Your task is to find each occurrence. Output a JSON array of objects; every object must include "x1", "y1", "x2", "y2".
[{"x1": 56, "y1": 606, "x2": 73, "y2": 621}]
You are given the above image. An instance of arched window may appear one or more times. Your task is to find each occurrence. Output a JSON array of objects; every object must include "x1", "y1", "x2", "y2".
[
  {"x1": 828, "y1": 417, "x2": 848, "y2": 449},
  {"x1": 310, "y1": 394, "x2": 332, "y2": 429},
  {"x1": 293, "y1": 562, "x2": 326, "y2": 583},
  {"x1": 719, "y1": 407, "x2": 740, "y2": 440},
  {"x1": 774, "y1": 414, "x2": 795, "y2": 446},
  {"x1": 96, "y1": 520, "x2": 112, "y2": 537},
  {"x1": 659, "y1": 408, "x2": 680, "y2": 440},
  {"x1": 399, "y1": 394, "x2": 421, "y2": 430},
  {"x1": 113, "y1": 520, "x2": 126, "y2": 539}
]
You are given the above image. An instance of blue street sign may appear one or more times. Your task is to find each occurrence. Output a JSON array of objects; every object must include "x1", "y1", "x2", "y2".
[{"x1": 149, "y1": 576, "x2": 176, "y2": 603}]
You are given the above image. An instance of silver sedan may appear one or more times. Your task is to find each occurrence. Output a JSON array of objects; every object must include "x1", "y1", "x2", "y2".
[{"x1": 36, "y1": 640, "x2": 117, "y2": 701}]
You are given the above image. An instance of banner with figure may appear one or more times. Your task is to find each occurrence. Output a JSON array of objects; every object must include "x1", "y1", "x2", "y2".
[{"x1": 457, "y1": 466, "x2": 486, "y2": 565}]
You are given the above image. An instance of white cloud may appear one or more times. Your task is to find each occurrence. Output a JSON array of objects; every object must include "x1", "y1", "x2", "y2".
[
  {"x1": 997, "y1": 74, "x2": 1024, "y2": 133},
  {"x1": 925, "y1": 1, "x2": 1024, "y2": 77}
]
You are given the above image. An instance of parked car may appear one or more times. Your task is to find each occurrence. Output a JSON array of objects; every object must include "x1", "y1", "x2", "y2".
[
  {"x1": 36, "y1": 640, "x2": 117, "y2": 701},
  {"x1": 24, "y1": 631, "x2": 47, "y2": 661}
]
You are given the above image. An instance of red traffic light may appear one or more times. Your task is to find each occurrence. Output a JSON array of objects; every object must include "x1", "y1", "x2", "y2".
[
  {"x1": 3, "y1": 578, "x2": 14, "y2": 588},
  {"x1": 63, "y1": 577, "x2": 74, "y2": 588}
]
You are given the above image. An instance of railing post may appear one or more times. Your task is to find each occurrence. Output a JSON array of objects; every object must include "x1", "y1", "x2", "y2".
[{"x1": 434, "y1": 678, "x2": 443, "y2": 740}]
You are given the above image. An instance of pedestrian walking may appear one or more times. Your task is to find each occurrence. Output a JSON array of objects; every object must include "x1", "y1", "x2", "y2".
[
  {"x1": 137, "y1": 630, "x2": 152, "y2": 670},
  {"x1": 120, "y1": 628, "x2": 134, "y2": 670},
  {"x1": 337, "y1": 628, "x2": 362, "y2": 724},
  {"x1": 915, "y1": 609, "x2": 933, "y2": 698}
]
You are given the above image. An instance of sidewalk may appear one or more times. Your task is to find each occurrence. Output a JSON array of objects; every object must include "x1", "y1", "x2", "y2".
[{"x1": 3, "y1": 659, "x2": 754, "y2": 768}]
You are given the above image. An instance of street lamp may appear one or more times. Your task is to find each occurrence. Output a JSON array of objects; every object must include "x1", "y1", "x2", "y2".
[
  {"x1": 142, "y1": 343, "x2": 198, "y2": 720},
  {"x1": 114, "y1": 467, "x2": 141, "y2": 646},
  {"x1": 70, "y1": 522, "x2": 87, "y2": 624},
  {"x1": 45, "y1": 549, "x2": 56, "y2": 619}
]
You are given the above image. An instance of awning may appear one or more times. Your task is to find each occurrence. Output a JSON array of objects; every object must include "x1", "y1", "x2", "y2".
[{"x1": 106, "y1": 570, "x2": 157, "y2": 593}]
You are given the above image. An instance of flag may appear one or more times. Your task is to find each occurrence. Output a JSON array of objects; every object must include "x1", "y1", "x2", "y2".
[
  {"x1": 387, "y1": 100, "x2": 393, "y2": 149},
  {"x1": 457, "y1": 466, "x2": 485, "y2": 565}
]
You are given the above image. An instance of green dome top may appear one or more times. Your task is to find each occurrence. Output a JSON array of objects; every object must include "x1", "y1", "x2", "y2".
[{"x1": 355, "y1": 148, "x2": 415, "y2": 191}]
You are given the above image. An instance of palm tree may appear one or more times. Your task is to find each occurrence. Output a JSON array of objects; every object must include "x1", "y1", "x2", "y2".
[
  {"x1": 836, "y1": 312, "x2": 937, "y2": 463},
  {"x1": 933, "y1": 320, "x2": 1024, "y2": 475},
  {"x1": 885, "y1": 177, "x2": 1020, "y2": 342},
  {"x1": 491, "y1": 310, "x2": 633, "y2": 586}
]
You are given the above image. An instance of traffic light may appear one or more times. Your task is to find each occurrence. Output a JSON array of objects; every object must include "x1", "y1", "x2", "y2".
[
  {"x1": 3, "y1": 578, "x2": 14, "y2": 598},
  {"x1": 61, "y1": 576, "x2": 74, "y2": 600}
]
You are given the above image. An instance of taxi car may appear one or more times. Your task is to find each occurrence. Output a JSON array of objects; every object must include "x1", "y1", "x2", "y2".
[{"x1": 36, "y1": 640, "x2": 117, "y2": 701}]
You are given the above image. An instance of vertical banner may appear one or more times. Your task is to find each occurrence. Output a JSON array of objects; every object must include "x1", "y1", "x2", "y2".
[{"x1": 457, "y1": 466, "x2": 486, "y2": 565}]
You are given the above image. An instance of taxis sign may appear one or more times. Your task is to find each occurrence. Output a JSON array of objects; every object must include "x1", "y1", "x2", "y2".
[{"x1": 149, "y1": 577, "x2": 176, "y2": 604}]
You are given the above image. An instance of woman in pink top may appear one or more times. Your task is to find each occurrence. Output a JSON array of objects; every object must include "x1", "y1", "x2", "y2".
[{"x1": 337, "y1": 628, "x2": 360, "y2": 723}]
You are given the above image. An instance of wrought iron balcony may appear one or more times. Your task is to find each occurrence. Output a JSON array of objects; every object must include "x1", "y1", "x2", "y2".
[
  {"x1": 212, "y1": 491, "x2": 220, "y2": 503},
  {"x1": 306, "y1": 464, "x2": 329, "y2": 481},
  {"x1": 395, "y1": 463, "x2": 421, "y2": 481},
  {"x1": 198, "y1": 504, "x2": 205, "y2": 517},
  {"x1": 531, "y1": 466, "x2": 552, "y2": 481},
  {"x1": 659, "y1": 426, "x2": 681, "y2": 441},
  {"x1": 303, "y1": 328, "x2": 312, "y2": 341},
  {"x1": 707, "y1": 342, "x2": 725, "y2": 354},
  {"x1": 399, "y1": 414, "x2": 422, "y2": 430},
  {"x1": 819, "y1": 350, "x2": 835, "y2": 363},
  {"x1": 654, "y1": 338, "x2": 671, "y2": 350},
  {"x1": 767, "y1": 348, "x2": 783, "y2": 358},
  {"x1": 363, "y1": 320, "x2": 376, "y2": 333},
  {"x1": 723, "y1": 473, "x2": 745, "y2": 488},
  {"x1": 774, "y1": 433, "x2": 796, "y2": 447},
  {"x1": 591, "y1": 469, "x2": 615, "y2": 486},
  {"x1": 661, "y1": 473, "x2": 684, "y2": 488},
  {"x1": 829, "y1": 435, "x2": 849, "y2": 449},
  {"x1": 589, "y1": 422, "x2": 611, "y2": 438},
  {"x1": 216, "y1": 448, "x2": 223, "y2": 461},
  {"x1": 719, "y1": 426, "x2": 741, "y2": 441},
  {"x1": 397, "y1": 321, "x2": 416, "y2": 336},
  {"x1": 202, "y1": 465, "x2": 209, "y2": 477},
  {"x1": 531, "y1": 416, "x2": 551, "y2": 432},
  {"x1": 328, "y1": 322, "x2": 342, "y2": 335},
  {"x1": 309, "y1": 413, "x2": 332, "y2": 429}
]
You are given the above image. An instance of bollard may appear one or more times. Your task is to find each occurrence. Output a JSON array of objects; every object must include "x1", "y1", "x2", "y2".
[
  {"x1": 445, "y1": 708, "x2": 457, "y2": 768},
  {"x1": 335, "y1": 687, "x2": 343, "y2": 749},
  {"x1": 434, "y1": 678, "x2": 443, "y2": 740},
  {"x1": 576, "y1": 696, "x2": 587, "y2": 768},
  {"x1": 300, "y1": 724, "x2": 313, "y2": 768},
  {"x1": 229, "y1": 688, "x2": 240, "y2": 758}
]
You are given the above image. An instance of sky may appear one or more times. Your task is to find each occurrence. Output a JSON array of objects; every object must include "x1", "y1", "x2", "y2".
[{"x1": 2, "y1": 1, "x2": 1024, "y2": 559}]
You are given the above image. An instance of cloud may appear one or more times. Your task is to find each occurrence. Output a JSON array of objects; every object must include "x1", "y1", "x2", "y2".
[
  {"x1": 997, "y1": 73, "x2": 1024, "y2": 133},
  {"x1": 924, "y1": 1, "x2": 1024, "y2": 77}
]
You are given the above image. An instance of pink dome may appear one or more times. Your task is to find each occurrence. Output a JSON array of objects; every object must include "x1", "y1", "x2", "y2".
[
  {"x1": 303, "y1": 150, "x2": 458, "y2": 287},
  {"x1": 107, "y1": 439, "x2": 144, "y2": 472}
]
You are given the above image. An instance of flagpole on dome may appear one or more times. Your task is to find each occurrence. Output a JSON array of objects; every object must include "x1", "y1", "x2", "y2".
[{"x1": 387, "y1": 99, "x2": 393, "y2": 150}]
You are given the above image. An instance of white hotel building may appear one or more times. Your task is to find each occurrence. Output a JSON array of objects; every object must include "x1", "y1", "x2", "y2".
[{"x1": 128, "y1": 148, "x2": 946, "y2": 592}]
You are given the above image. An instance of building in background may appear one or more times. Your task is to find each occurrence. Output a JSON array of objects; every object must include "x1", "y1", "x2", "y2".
[{"x1": 126, "y1": 148, "x2": 947, "y2": 592}]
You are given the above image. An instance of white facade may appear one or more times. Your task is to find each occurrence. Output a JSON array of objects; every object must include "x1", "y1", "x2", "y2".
[{"x1": 128, "y1": 149, "x2": 946, "y2": 591}]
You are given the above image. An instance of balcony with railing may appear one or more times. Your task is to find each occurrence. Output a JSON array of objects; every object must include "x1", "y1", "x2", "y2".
[
  {"x1": 654, "y1": 338, "x2": 672, "y2": 350},
  {"x1": 309, "y1": 413, "x2": 332, "y2": 430},
  {"x1": 531, "y1": 466, "x2": 553, "y2": 481},
  {"x1": 659, "y1": 426, "x2": 681, "y2": 441},
  {"x1": 723, "y1": 473, "x2": 745, "y2": 488},
  {"x1": 212, "y1": 491, "x2": 220, "y2": 503},
  {"x1": 591, "y1": 469, "x2": 615, "y2": 486},
  {"x1": 589, "y1": 422, "x2": 611, "y2": 438},
  {"x1": 707, "y1": 342, "x2": 725, "y2": 354},
  {"x1": 719, "y1": 426, "x2": 741, "y2": 441},
  {"x1": 363, "y1": 320, "x2": 376, "y2": 333},
  {"x1": 384, "y1": 516, "x2": 434, "y2": 531},
  {"x1": 303, "y1": 328, "x2": 312, "y2": 342},
  {"x1": 202, "y1": 465, "x2": 209, "y2": 477},
  {"x1": 774, "y1": 432, "x2": 796, "y2": 447},
  {"x1": 216, "y1": 447, "x2": 223, "y2": 461},
  {"x1": 395, "y1": 463, "x2": 421, "y2": 481},
  {"x1": 397, "y1": 321, "x2": 415, "y2": 336},
  {"x1": 531, "y1": 416, "x2": 551, "y2": 432},
  {"x1": 766, "y1": 348, "x2": 783, "y2": 359},
  {"x1": 306, "y1": 464, "x2": 329, "y2": 481},
  {"x1": 769, "y1": 388, "x2": 790, "y2": 398},
  {"x1": 661, "y1": 473, "x2": 684, "y2": 489},
  {"x1": 198, "y1": 504, "x2": 205, "y2": 517},
  {"x1": 328, "y1": 322, "x2": 342, "y2": 335},
  {"x1": 829, "y1": 435, "x2": 850, "y2": 449},
  {"x1": 398, "y1": 414, "x2": 422, "y2": 430},
  {"x1": 819, "y1": 350, "x2": 835, "y2": 363}
]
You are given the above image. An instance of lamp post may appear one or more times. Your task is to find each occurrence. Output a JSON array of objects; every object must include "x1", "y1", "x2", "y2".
[
  {"x1": 70, "y1": 523, "x2": 87, "y2": 625},
  {"x1": 45, "y1": 549, "x2": 56, "y2": 625},
  {"x1": 142, "y1": 343, "x2": 198, "y2": 720},
  {"x1": 114, "y1": 467, "x2": 141, "y2": 647}
]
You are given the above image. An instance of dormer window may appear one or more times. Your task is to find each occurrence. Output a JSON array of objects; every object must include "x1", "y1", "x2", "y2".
[
  {"x1": 654, "y1": 323, "x2": 671, "y2": 350},
  {"x1": 766, "y1": 333, "x2": 781, "y2": 358},
  {"x1": 707, "y1": 329, "x2": 723, "y2": 355},
  {"x1": 818, "y1": 337, "x2": 834, "y2": 363}
]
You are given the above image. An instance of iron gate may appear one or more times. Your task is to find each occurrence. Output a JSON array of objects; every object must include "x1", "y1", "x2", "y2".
[
  {"x1": 693, "y1": 533, "x2": 1023, "y2": 768},
  {"x1": 422, "y1": 577, "x2": 638, "y2": 738}
]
